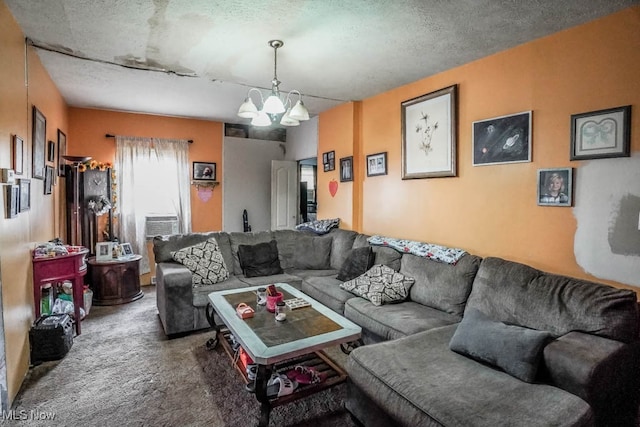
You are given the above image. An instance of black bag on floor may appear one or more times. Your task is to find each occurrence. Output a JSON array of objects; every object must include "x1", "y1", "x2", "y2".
[{"x1": 29, "y1": 314, "x2": 74, "y2": 363}]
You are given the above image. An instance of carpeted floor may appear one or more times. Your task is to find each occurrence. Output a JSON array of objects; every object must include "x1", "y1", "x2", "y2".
[{"x1": 6, "y1": 286, "x2": 356, "y2": 426}]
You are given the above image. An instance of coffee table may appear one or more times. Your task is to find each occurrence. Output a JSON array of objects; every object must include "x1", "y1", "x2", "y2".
[{"x1": 207, "y1": 283, "x2": 362, "y2": 427}]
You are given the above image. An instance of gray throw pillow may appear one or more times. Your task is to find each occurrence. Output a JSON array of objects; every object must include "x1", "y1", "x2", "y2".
[
  {"x1": 449, "y1": 308, "x2": 552, "y2": 383},
  {"x1": 237, "y1": 240, "x2": 283, "y2": 278},
  {"x1": 337, "y1": 247, "x2": 375, "y2": 282}
]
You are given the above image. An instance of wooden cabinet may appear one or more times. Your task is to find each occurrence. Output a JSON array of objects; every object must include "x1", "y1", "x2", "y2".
[{"x1": 87, "y1": 255, "x2": 143, "y2": 306}]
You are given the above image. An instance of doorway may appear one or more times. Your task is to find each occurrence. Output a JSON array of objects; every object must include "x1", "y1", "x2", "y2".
[{"x1": 299, "y1": 158, "x2": 317, "y2": 224}]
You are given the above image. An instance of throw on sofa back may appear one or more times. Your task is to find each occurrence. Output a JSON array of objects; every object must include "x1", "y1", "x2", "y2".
[{"x1": 466, "y1": 257, "x2": 639, "y2": 343}]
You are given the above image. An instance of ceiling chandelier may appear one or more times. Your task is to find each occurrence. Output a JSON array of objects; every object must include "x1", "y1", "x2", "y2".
[{"x1": 237, "y1": 40, "x2": 310, "y2": 127}]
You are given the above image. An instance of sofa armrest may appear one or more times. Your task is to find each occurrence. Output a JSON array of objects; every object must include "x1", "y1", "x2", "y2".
[
  {"x1": 543, "y1": 331, "x2": 640, "y2": 426},
  {"x1": 156, "y1": 262, "x2": 196, "y2": 335}
]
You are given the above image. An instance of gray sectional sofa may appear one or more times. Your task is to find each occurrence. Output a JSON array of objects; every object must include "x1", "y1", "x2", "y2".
[{"x1": 153, "y1": 228, "x2": 640, "y2": 427}]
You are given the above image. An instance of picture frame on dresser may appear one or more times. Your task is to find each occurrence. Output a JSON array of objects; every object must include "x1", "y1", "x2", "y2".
[
  {"x1": 120, "y1": 243, "x2": 134, "y2": 257},
  {"x1": 96, "y1": 242, "x2": 113, "y2": 262},
  {"x1": 570, "y1": 105, "x2": 631, "y2": 160}
]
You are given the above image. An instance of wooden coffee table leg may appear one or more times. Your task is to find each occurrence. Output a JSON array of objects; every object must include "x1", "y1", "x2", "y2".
[{"x1": 254, "y1": 364, "x2": 273, "y2": 427}]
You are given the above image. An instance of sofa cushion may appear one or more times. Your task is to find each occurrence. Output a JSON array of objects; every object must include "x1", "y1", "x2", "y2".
[
  {"x1": 275, "y1": 231, "x2": 332, "y2": 270},
  {"x1": 345, "y1": 298, "x2": 459, "y2": 341},
  {"x1": 170, "y1": 238, "x2": 230, "y2": 286},
  {"x1": 295, "y1": 217, "x2": 340, "y2": 235},
  {"x1": 191, "y1": 276, "x2": 249, "y2": 307},
  {"x1": 237, "y1": 240, "x2": 283, "y2": 278},
  {"x1": 340, "y1": 264, "x2": 414, "y2": 306},
  {"x1": 327, "y1": 229, "x2": 358, "y2": 270},
  {"x1": 466, "y1": 257, "x2": 639, "y2": 343},
  {"x1": 372, "y1": 246, "x2": 402, "y2": 271},
  {"x1": 302, "y1": 275, "x2": 354, "y2": 314},
  {"x1": 449, "y1": 308, "x2": 552, "y2": 382},
  {"x1": 337, "y1": 247, "x2": 375, "y2": 282},
  {"x1": 401, "y1": 253, "x2": 482, "y2": 318},
  {"x1": 346, "y1": 325, "x2": 594, "y2": 427}
]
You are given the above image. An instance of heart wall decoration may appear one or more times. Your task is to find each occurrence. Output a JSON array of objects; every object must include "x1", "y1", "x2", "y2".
[
  {"x1": 197, "y1": 188, "x2": 213, "y2": 202},
  {"x1": 329, "y1": 179, "x2": 338, "y2": 197}
]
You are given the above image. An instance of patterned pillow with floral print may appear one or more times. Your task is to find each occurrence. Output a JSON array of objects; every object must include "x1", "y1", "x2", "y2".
[
  {"x1": 367, "y1": 235, "x2": 467, "y2": 265},
  {"x1": 340, "y1": 264, "x2": 415, "y2": 306}
]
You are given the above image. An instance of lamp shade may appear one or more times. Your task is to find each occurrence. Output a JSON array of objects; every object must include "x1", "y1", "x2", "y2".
[
  {"x1": 280, "y1": 108, "x2": 300, "y2": 127},
  {"x1": 237, "y1": 97, "x2": 259, "y2": 118},
  {"x1": 289, "y1": 100, "x2": 310, "y2": 121},
  {"x1": 263, "y1": 94, "x2": 286, "y2": 114},
  {"x1": 251, "y1": 111, "x2": 272, "y2": 127}
]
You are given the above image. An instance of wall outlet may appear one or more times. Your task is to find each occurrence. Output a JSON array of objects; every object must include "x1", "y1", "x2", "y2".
[{"x1": 151, "y1": 276, "x2": 157, "y2": 285}]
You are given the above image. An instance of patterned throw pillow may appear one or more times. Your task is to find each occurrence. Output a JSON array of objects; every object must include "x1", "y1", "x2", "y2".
[
  {"x1": 171, "y1": 238, "x2": 230, "y2": 287},
  {"x1": 340, "y1": 264, "x2": 415, "y2": 306},
  {"x1": 295, "y1": 218, "x2": 340, "y2": 235}
]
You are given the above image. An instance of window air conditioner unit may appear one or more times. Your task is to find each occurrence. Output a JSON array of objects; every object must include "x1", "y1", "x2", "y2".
[{"x1": 145, "y1": 215, "x2": 179, "y2": 238}]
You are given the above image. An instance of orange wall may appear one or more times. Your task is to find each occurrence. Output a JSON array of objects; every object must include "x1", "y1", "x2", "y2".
[
  {"x1": 0, "y1": 0, "x2": 69, "y2": 404},
  {"x1": 319, "y1": 6, "x2": 640, "y2": 292},
  {"x1": 67, "y1": 108, "x2": 224, "y2": 233}
]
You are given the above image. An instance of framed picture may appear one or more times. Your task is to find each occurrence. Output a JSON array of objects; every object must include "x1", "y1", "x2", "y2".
[
  {"x1": 192, "y1": 162, "x2": 216, "y2": 181},
  {"x1": 537, "y1": 168, "x2": 573, "y2": 207},
  {"x1": 96, "y1": 242, "x2": 113, "y2": 261},
  {"x1": 18, "y1": 178, "x2": 30, "y2": 212},
  {"x1": 402, "y1": 85, "x2": 457, "y2": 179},
  {"x1": 570, "y1": 105, "x2": 631, "y2": 160},
  {"x1": 32, "y1": 106, "x2": 46, "y2": 179},
  {"x1": 473, "y1": 111, "x2": 532, "y2": 166},
  {"x1": 13, "y1": 135, "x2": 24, "y2": 175},
  {"x1": 322, "y1": 151, "x2": 335, "y2": 172},
  {"x1": 5, "y1": 185, "x2": 19, "y2": 218},
  {"x1": 120, "y1": 243, "x2": 134, "y2": 256},
  {"x1": 47, "y1": 140, "x2": 55, "y2": 162},
  {"x1": 367, "y1": 152, "x2": 388, "y2": 177},
  {"x1": 57, "y1": 129, "x2": 67, "y2": 177},
  {"x1": 44, "y1": 166, "x2": 54, "y2": 195},
  {"x1": 340, "y1": 156, "x2": 353, "y2": 182}
]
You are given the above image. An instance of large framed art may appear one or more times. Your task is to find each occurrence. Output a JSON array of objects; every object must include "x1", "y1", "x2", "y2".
[
  {"x1": 570, "y1": 105, "x2": 631, "y2": 160},
  {"x1": 401, "y1": 85, "x2": 457, "y2": 179},
  {"x1": 32, "y1": 106, "x2": 46, "y2": 179},
  {"x1": 473, "y1": 111, "x2": 532, "y2": 166}
]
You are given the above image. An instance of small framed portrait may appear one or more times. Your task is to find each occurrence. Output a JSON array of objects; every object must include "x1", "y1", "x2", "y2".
[
  {"x1": 340, "y1": 156, "x2": 353, "y2": 182},
  {"x1": 570, "y1": 105, "x2": 631, "y2": 160},
  {"x1": 47, "y1": 140, "x2": 56, "y2": 162},
  {"x1": 367, "y1": 152, "x2": 388, "y2": 177},
  {"x1": 537, "y1": 168, "x2": 573, "y2": 207},
  {"x1": 13, "y1": 135, "x2": 24, "y2": 175},
  {"x1": 120, "y1": 242, "x2": 134, "y2": 257},
  {"x1": 5, "y1": 185, "x2": 19, "y2": 218},
  {"x1": 96, "y1": 242, "x2": 113, "y2": 261},
  {"x1": 44, "y1": 166, "x2": 54, "y2": 195},
  {"x1": 193, "y1": 162, "x2": 216, "y2": 181},
  {"x1": 18, "y1": 178, "x2": 30, "y2": 212}
]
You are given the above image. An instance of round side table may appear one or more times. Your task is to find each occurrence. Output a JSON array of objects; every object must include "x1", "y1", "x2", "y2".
[{"x1": 87, "y1": 255, "x2": 143, "y2": 306}]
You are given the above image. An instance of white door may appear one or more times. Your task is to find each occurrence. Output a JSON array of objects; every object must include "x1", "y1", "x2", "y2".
[{"x1": 271, "y1": 160, "x2": 298, "y2": 230}]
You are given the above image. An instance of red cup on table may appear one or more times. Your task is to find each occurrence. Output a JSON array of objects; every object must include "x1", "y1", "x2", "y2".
[{"x1": 266, "y1": 292, "x2": 283, "y2": 312}]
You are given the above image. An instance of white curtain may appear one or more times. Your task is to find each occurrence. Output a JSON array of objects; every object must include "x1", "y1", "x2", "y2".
[{"x1": 115, "y1": 136, "x2": 191, "y2": 274}]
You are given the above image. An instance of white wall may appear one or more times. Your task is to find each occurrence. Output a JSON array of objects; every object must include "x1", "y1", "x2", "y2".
[
  {"x1": 285, "y1": 116, "x2": 318, "y2": 161},
  {"x1": 222, "y1": 137, "x2": 286, "y2": 232}
]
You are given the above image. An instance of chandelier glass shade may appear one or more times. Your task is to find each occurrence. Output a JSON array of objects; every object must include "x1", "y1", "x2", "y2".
[{"x1": 237, "y1": 40, "x2": 310, "y2": 127}]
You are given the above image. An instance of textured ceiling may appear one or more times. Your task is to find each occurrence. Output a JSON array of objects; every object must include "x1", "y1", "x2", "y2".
[{"x1": 5, "y1": 0, "x2": 639, "y2": 124}]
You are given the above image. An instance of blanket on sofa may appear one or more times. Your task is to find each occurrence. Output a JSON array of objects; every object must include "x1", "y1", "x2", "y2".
[{"x1": 367, "y1": 235, "x2": 467, "y2": 264}]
